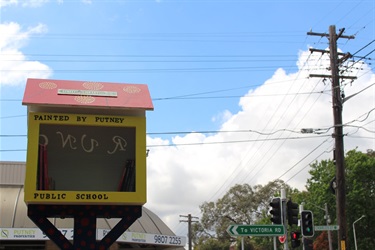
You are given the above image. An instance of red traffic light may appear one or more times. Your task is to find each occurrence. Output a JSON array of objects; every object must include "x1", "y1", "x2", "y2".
[
  {"x1": 290, "y1": 231, "x2": 301, "y2": 248},
  {"x1": 291, "y1": 231, "x2": 300, "y2": 239}
]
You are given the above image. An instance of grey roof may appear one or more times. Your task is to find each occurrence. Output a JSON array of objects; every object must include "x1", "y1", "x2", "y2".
[{"x1": 0, "y1": 162, "x2": 184, "y2": 249}]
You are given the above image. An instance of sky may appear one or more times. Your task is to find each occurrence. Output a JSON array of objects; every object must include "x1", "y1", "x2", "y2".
[{"x1": 0, "y1": 0, "x2": 374, "y2": 243}]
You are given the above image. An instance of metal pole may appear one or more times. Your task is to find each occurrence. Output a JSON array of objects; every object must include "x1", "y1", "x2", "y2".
[
  {"x1": 188, "y1": 214, "x2": 192, "y2": 250},
  {"x1": 353, "y1": 215, "x2": 365, "y2": 250},
  {"x1": 301, "y1": 202, "x2": 332, "y2": 250},
  {"x1": 281, "y1": 189, "x2": 289, "y2": 250},
  {"x1": 273, "y1": 237, "x2": 277, "y2": 250},
  {"x1": 325, "y1": 203, "x2": 333, "y2": 250},
  {"x1": 241, "y1": 237, "x2": 244, "y2": 250},
  {"x1": 300, "y1": 204, "x2": 305, "y2": 250}
]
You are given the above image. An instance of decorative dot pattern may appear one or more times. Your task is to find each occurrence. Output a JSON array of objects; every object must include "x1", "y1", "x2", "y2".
[
  {"x1": 123, "y1": 86, "x2": 141, "y2": 94},
  {"x1": 83, "y1": 82, "x2": 104, "y2": 90},
  {"x1": 74, "y1": 96, "x2": 95, "y2": 104},
  {"x1": 39, "y1": 82, "x2": 57, "y2": 89}
]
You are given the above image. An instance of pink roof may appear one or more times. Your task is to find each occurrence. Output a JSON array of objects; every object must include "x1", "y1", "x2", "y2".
[{"x1": 22, "y1": 78, "x2": 154, "y2": 110}]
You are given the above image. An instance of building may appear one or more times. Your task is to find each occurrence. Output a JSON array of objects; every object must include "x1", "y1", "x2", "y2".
[{"x1": 0, "y1": 161, "x2": 186, "y2": 250}]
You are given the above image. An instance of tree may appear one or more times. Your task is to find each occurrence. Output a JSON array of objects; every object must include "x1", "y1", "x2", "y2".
[
  {"x1": 193, "y1": 237, "x2": 231, "y2": 250},
  {"x1": 345, "y1": 149, "x2": 375, "y2": 250},
  {"x1": 313, "y1": 231, "x2": 330, "y2": 250},
  {"x1": 192, "y1": 180, "x2": 296, "y2": 250},
  {"x1": 305, "y1": 149, "x2": 375, "y2": 250}
]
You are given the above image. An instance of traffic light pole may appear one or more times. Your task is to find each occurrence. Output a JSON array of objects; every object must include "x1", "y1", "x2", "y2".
[
  {"x1": 300, "y1": 204, "x2": 305, "y2": 250},
  {"x1": 325, "y1": 203, "x2": 333, "y2": 250},
  {"x1": 281, "y1": 189, "x2": 289, "y2": 250},
  {"x1": 273, "y1": 236, "x2": 277, "y2": 250}
]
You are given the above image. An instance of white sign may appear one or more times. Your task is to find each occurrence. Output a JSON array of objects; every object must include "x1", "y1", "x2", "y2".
[
  {"x1": 58, "y1": 89, "x2": 118, "y2": 97},
  {"x1": 314, "y1": 225, "x2": 339, "y2": 231},
  {"x1": 0, "y1": 228, "x2": 186, "y2": 247}
]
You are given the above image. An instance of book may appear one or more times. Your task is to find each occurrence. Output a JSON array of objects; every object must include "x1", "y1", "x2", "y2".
[
  {"x1": 37, "y1": 144, "x2": 49, "y2": 190},
  {"x1": 117, "y1": 160, "x2": 135, "y2": 192}
]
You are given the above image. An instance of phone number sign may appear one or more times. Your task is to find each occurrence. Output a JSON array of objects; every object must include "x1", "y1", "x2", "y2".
[{"x1": 0, "y1": 228, "x2": 186, "y2": 247}]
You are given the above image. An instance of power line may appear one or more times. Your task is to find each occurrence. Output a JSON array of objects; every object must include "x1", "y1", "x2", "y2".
[
  {"x1": 152, "y1": 90, "x2": 329, "y2": 101},
  {"x1": 2, "y1": 58, "x2": 297, "y2": 63},
  {"x1": 1, "y1": 78, "x2": 327, "y2": 103},
  {"x1": 0, "y1": 115, "x2": 26, "y2": 119},
  {"x1": 277, "y1": 138, "x2": 331, "y2": 180},
  {"x1": 201, "y1": 51, "x2": 330, "y2": 202},
  {"x1": 1, "y1": 53, "x2": 299, "y2": 58},
  {"x1": 0, "y1": 135, "x2": 330, "y2": 152},
  {"x1": 148, "y1": 135, "x2": 330, "y2": 147},
  {"x1": 0, "y1": 65, "x2": 296, "y2": 73},
  {"x1": 0, "y1": 128, "x2": 304, "y2": 138},
  {"x1": 351, "y1": 39, "x2": 375, "y2": 57},
  {"x1": 345, "y1": 108, "x2": 375, "y2": 124},
  {"x1": 243, "y1": 53, "x2": 320, "y2": 185},
  {"x1": 345, "y1": 125, "x2": 375, "y2": 134},
  {"x1": 284, "y1": 145, "x2": 334, "y2": 183}
]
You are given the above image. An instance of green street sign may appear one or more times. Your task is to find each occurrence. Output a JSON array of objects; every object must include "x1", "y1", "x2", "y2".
[
  {"x1": 227, "y1": 224, "x2": 285, "y2": 236},
  {"x1": 315, "y1": 225, "x2": 339, "y2": 231}
]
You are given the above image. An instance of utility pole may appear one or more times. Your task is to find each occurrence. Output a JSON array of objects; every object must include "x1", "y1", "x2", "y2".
[
  {"x1": 180, "y1": 214, "x2": 199, "y2": 250},
  {"x1": 307, "y1": 25, "x2": 355, "y2": 250}
]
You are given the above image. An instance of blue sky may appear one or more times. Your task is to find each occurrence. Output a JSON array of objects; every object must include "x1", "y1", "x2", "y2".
[{"x1": 1, "y1": 0, "x2": 374, "y2": 241}]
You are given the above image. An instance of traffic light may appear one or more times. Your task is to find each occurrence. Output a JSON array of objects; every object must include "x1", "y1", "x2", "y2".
[
  {"x1": 303, "y1": 237, "x2": 314, "y2": 250},
  {"x1": 269, "y1": 197, "x2": 282, "y2": 224},
  {"x1": 287, "y1": 200, "x2": 299, "y2": 226},
  {"x1": 290, "y1": 231, "x2": 301, "y2": 248},
  {"x1": 301, "y1": 210, "x2": 314, "y2": 237}
]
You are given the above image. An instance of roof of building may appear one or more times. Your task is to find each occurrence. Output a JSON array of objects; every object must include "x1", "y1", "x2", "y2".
[{"x1": 22, "y1": 78, "x2": 154, "y2": 111}]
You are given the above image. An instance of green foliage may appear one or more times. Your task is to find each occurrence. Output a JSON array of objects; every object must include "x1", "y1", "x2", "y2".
[
  {"x1": 193, "y1": 149, "x2": 374, "y2": 250},
  {"x1": 192, "y1": 180, "x2": 295, "y2": 250},
  {"x1": 305, "y1": 158, "x2": 336, "y2": 227},
  {"x1": 193, "y1": 237, "x2": 231, "y2": 250},
  {"x1": 345, "y1": 149, "x2": 375, "y2": 250},
  {"x1": 305, "y1": 149, "x2": 375, "y2": 250}
]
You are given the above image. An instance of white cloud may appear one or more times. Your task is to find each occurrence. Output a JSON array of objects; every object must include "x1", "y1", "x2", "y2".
[
  {"x1": 0, "y1": 0, "x2": 91, "y2": 7},
  {"x1": 145, "y1": 49, "x2": 375, "y2": 233},
  {"x1": 0, "y1": 22, "x2": 52, "y2": 86},
  {"x1": 0, "y1": 0, "x2": 49, "y2": 8},
  {"x1": 0, "y1": 0, "x2": 18, "y2": 8},
  {"x1": 21, "y1": 0, "x2": 48, "y2": 7},
  {"x1": 211, "y1": 109, "x2": 232, "y2": 124}
]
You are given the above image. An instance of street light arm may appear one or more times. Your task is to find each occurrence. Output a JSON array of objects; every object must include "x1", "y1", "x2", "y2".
[
  {"x1": 353, "y1": 215, "x2": 365, "y2": 250},
  {"x1": 301, "y1": 201, "x2": 326, "y2": 212},
  {"x1": 353, "y1": 215, "x2": 365, "y2": 225}
]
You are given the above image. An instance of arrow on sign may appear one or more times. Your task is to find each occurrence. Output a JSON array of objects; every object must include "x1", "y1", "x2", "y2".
[{"x1": 229, "y1": 225, "x2": 237, "y2": 235}]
